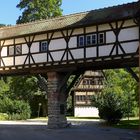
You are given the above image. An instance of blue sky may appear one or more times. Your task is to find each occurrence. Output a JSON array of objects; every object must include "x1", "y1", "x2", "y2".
[{"x1": 0, "y1": 0, "x2": 138, "y2": 25}]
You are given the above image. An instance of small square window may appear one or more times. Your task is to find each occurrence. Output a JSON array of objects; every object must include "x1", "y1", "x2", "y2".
[
  {"x1": 98, "y1": 33, "x2": 104, "y2": 44},
  {"x1": 40, "y1": 41, "x2": 48, "y2": 52},
  {"x1": 78, "y1": 36, "x2": 84, "y2": 47},
  {"x1": 15, "y1": 45, "x2": 22, "y2": 55},
  {"x1": 8, "y1": 46, "x2": 14, "y2": 56}
]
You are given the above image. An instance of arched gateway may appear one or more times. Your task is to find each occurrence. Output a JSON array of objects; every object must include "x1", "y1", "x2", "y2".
[{"x1": 0, "y1": 1, "x2": 139, "y2": 128}]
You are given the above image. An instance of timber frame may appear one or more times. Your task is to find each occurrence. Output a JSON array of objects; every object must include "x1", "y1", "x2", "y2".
[{"x1": 0, "y1": 1, "x2": 140, "y2": 75}]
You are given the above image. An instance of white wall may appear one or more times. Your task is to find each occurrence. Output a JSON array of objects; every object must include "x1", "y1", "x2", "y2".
[{"x1": 74, "y1": 107, "x2": 99, "y2": 117}]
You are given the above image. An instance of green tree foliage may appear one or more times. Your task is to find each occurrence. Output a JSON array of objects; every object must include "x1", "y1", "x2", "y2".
[
  {"x1": 14, "y1": 0, "x2": 62, "y2": 117},
  {"x1": 0, "y1": 24, "x2": 6, "y2": 28},
  {"x1": 9, "y1": 76, "x2": 39, "y2": 101},
  {"x1": 0, "y1": 79, "x2": 10, "y2": 98},
  {"x1": 0, "y1": 97, "x2": 31, "y2": 120},
  {"x1": 16, "y1": 0, "x2": 62, "y2": 24},
  {"x1": 92, "y1": 92, "x2": 125, "y2": 124},
  {"x1": 92, "y1": 68, "x2": 138, "y2": 122}
]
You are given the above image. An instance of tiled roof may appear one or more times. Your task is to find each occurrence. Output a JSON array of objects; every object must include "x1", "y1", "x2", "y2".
[{"x1": 0, "y1": 1, "x2": 139, "y2": 40}]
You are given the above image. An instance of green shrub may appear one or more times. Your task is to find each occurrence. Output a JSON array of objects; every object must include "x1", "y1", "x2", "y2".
[
  {"x1": 0, "y1": 97, "x2": 31, "y2": 120},
  {"x1": 0, "y1": 113, "x2": 9, "y2": 120},
  {"x1": 92, "y1": 93, "x2": 125, "y2": 124}
]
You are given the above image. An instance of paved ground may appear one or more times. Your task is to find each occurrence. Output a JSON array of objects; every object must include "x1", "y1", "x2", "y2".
[{"x1": 0, "y1": 120, "x2": 139, "y2": 140}]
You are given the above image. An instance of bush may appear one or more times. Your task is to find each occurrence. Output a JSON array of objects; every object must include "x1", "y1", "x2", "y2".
[
  {"x1": 0, "y1": 97, "x2": 31, "y2": 120},
  {"x1": 0, "y1": 113, "x2": 9, "y2": 120},
  {"x1": 92, "y1": 93, "x2": 125, "y2": 124}
]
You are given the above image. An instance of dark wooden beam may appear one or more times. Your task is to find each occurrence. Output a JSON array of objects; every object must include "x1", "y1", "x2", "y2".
[
  {"x1": 66, "y1": 74, "x2": 81, "y2": 94},
  {"x1": 125, "y1": 67, "x2": 139, "y2": 82}
]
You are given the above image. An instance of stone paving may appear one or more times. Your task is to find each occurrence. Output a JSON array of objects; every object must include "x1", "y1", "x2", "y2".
[{"x1": 0, "y1": 120, "x2": 139, "y2": 140}]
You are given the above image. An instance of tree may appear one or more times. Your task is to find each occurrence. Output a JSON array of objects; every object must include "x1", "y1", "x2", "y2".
[
  {"x1": 92, "y1": 68, "x2": 138, "y2": 124},
  {"x1": 9, "y1": 76, "x2": 39, "y2": 101},
  {"x1": 14, "y1": 0, "x2": 63, "y2": 117},
  {"x1": 16, "y1": 0, "x2": 62, "y2": 24},
  {"x1": 92, "y1": 92, "x2": 125, "y2": 124}
]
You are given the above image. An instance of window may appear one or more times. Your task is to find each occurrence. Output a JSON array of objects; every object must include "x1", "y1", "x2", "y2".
[
  {"x1": 78, "y1": 32, "x2": 105, "y2": 46},
  {"x1": 8, "y1": 45, "x2": 22, "y2": 56},
  {"x1": 86, "y1": 34, "x2": 97, "y2": 46},
  {"x1": 86, "y1": 35, "x2": 91, "y2": 45},
  {"x1": 40, "y1": 41, "x2": 48, "y2": 52},
  {"x1": 8, "y1": 46, "x2": 14, "y2": 56},
  {"x1": 91, "y1": 34, "x2": 97, "y2": 45},
  {"x1": 78, "y1": 36, "x2": 84, "y2": 47},
  {"x1": 98, "y1": 33, "x2": 104, "y2": 44},
  {"x1": 15, "y1": 45, "x2": 22, "y2": 55}
]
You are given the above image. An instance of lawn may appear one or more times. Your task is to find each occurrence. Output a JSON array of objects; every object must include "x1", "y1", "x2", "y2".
[{"x1": 113, "y1": 119, "x2": 139, "y2": 130}]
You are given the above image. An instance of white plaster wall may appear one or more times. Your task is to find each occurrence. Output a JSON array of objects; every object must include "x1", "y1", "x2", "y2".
[
  {"x1": 74, "y1": 107, "x2": 99, "y2": 117},
  {"x1": 31, "y1": 42, "x2": 39, "y2": 53},
  {"x1": 1, "y1": 47, "x2": 7, "y2": 56},
  {"x1": 32, "y1": 53, "x2": 46, "y2": 63},
  {"x1": 123, "y1": 19, "x2": 136, "y2": 27},
  {"x1": 15, "y1": 38, "x2": 26, "y2": 44},
  {"x1": 53, "y1": 31, "x2": 63, "y2": 38},
  {"x1": 71, "y1": 49, "x2": 84, "y2": 59},
  {"x1": 3, "y1": 57, "x2": 13, "y2": 66},
  {"x1": 34, "y1": 34, "x2": 47, "y2": 41},
  {"x1": 86, "y1": 26, "x2": 96, "y2": 33},
  {"x1": 99, "y1": 45, "x2": 114, "y2": 57},
  {"x1": 106, "y1": 31, "x2": 116, "y2": 43},
  {"x1": 121, "y1": 41, "x2": 139, "y2": 54},
  {"x1": 69, "y1": 37, "x2": 77, "y2": 48},
  {"x1": 119, "y1": 27, "x2": 139, "y2": 42},
  {"x1": 49, "y1": 38, "x2": 66, "y2": 50},
  {"x1": 50, "y1": 51, "x2": 64, "y2": 61},
  {"x1": 86, "y1": 47, "x2": 96, "y2": 58},
  {"x1": 22, "y1": 44, "x2": 29, "y2": 54},
  {"x1": 98, "y1": 24, "x2": 110, "y2": 31},
  {"x1": 15, "y1": 56, "x2": 26, "y2": 65},
  {"x1": 4, "y1": 39, "x2": 13, "y2": 46},
  {"x1": 73, "y1": 28, "x2": 84, "y2": 35}
]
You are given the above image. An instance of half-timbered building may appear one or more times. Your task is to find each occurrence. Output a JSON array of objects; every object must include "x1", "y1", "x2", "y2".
[
  {"x1": 0, "y1": 1, "x2": 139, "y2": 128},
  {"x1": 73, "y1": 70, "x2": 104, "y2": 117}
]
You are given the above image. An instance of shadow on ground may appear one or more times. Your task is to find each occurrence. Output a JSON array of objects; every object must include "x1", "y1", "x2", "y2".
[{"x1": 0, "y1": 121, "x2": 139, "y2": 140}]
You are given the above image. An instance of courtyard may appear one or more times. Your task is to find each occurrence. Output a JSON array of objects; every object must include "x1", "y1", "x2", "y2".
[{"x1": 0, "y1": 120, "x2": 139, "y2": 140}]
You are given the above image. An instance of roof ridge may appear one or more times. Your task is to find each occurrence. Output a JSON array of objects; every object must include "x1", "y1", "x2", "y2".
[{"x1": 0, "y1": 0, "x2": 139, "y2": 31}]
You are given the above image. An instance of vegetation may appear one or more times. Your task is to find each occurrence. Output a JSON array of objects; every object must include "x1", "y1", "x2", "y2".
[
  {"x1": 0, "y1": 0, "x2": 63, "y2": 120},
  {"x1": 0, "y1": 97, "x2": 31, "y2": 120},
  {"x1": 92, "y1": 92, "x2": 125, "y2": 124},
  {"x1": 16, "y1": 0, "x2": 62, "y2": 23},
  {"x1": 113, "y1": 119, "x2": 139, "y2": 129},
  {"x1": 92, "y1": 69, "x2": 139, "y2": 124}
]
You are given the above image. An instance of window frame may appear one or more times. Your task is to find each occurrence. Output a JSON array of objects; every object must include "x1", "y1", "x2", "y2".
[
  {"x1": 15, "y1": 44, "x2": 22, "y2": 55},
  {"x1": 8, "y1": 46, "x2": 14, "y2": 56},
  {"x1": 78, "y1": 35, "x2": 84, "y2": 47},
  {"x1": 98, "y1": 32, "x2": 105, "y2": 44},
  {"x1": 40, "y1": 41, "x2": 48, "y2": 52}
]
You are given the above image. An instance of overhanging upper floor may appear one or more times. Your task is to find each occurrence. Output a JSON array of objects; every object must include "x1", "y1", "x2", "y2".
[{"x1": 0, "y1": 1, "x2": 139, "y2": 75}]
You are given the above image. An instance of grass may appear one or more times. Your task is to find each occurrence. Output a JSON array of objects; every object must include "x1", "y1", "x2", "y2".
[
  {"x1": 31, "y1": 116, "x2": 100, "y2": 120},
  {"x1": 113, "y1": 119, "x2": 139, "y2": 130}
]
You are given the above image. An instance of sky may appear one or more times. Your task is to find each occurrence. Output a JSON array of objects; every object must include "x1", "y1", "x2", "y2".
[{"x1": 0, "y1": 0, "x2": 138, "y2": 25}]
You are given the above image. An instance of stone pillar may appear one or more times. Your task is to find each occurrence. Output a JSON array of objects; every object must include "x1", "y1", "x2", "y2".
[{"x1": 47, "y1": 72, "x2": 68, "y2": 128}]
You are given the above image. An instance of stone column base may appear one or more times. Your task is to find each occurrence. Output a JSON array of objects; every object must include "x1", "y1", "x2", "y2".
[{"x1": 47, "y1": 72, "x2": 69, "y2": 129}]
